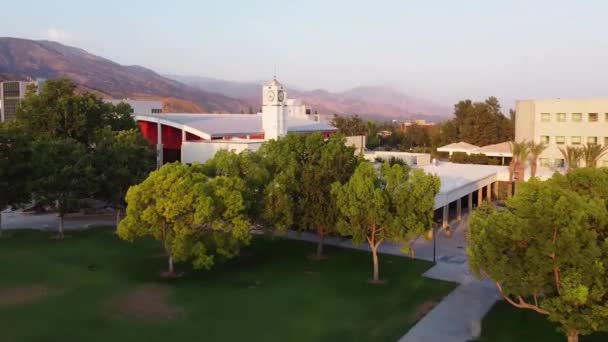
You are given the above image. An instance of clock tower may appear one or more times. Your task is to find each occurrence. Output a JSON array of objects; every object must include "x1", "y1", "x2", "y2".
[{"x1": 262, "y1": 77, "x2": 287, "y2": 140}]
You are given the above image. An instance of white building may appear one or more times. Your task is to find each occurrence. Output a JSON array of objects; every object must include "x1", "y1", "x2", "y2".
[
  {"x1": 0, "y1": 80, "x2": 44, "y2": 122},
  {"x1": 104, "y1": 99, "x2": 163, "y2": 115},
  {"x1": 516, "y1": 98, "x2": 608, "y2": 168},
  {"x1": 135, "y1": 78, "x2": 336, "y2": 166}
]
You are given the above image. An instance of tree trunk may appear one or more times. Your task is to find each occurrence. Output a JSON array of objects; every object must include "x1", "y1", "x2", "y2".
[
  {"x1": 115, "y1": 208, "x2": 121, "y2": 229},
  {"x1": 531, "y1": 161, "x2": 537, "y2": 178},
  {"x1": 567, "y1": 330, "x2": 579, "y2": 342},
  {"x1": 316, "y1": 227, "x2": 325, "y2": 259},
  {"x1": 58, "y1": 213, "x2": 65, "y2": 239},
  {"x1": 371, "y1": 245, "x2": 380, "y2": 282},
  {"x1": 167, "y1": 255, "x2": 174, "y2": 275}
]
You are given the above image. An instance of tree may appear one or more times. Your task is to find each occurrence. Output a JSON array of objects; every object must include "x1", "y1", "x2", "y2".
[
  {"x1": 508, "y1": 141, "x2": 529, "y2": 195},
  {"x1": 448, "y1": 97, "x2": 514, "y2": 147},
  {"x1": 299, "y1": 134, "x2": 359, "y2": 259},
  {"x1": 331, "y1": 114, "x2": 367, "y2": 136},
  {"x1": 257, "y1": 133, "x2": 360, "y2": 259},
  {"x1": 332, "y1": 162, "x2": 440, "y2": 283},
  {"x1": 528, "y1": 141, "x2": 547, "y2": 178},
  {"x1": 201, "y1": 149, "x2": 271, "y2": 225},
  {"x1": 581, "y1": 143, "x2": 608, "y2": 168},
  {"x1": 559, "y1": 146, "x2": 583, "y2": 172},
  {"x1": 89, "y1": 128, "x2": 156, "y2": 228},
  {"x1": 31, "y1": 138, "x2": 94, "y2": 239},
  {"x1": 15, "y1": 78, "x2": 136, "y2": 146},
  {"x1": 468, "y1": 176, "x2": 608, "y2": 342},
  {"x1": 0, "y1": 124, "x2": 32, "y2": 236},
  {"x1": 118, "y1": 163, "x2": 251, "y2": 275}
]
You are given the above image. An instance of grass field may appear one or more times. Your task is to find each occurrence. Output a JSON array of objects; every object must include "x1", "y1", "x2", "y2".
[
  {"x1": 0, "y1": 228, "x2": 455, "y2": 342},
  {"x1": 478, "y1": 301, "x2": 608, "y2": 341}
]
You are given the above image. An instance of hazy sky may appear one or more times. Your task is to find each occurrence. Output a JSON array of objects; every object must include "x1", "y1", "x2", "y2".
[{"x1": 4, "y1": 0, "x2": 608, "y2": 109}]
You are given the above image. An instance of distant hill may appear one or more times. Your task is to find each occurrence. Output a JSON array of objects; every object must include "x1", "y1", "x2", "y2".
[
  {"x1": 167, "y1": 75, "x2": 451, "y2": 122},
  {"x1": 0, "y1": 37, "x2": 249, "y2": 113}
]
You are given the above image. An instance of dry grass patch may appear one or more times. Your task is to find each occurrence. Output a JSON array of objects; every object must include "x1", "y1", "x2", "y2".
[
  {"x1": 112, "y1": 284, "x2": 181, "y2": 321},
  {"x1": 0, "y1": 285, "x2": 49, "y2": 306}
]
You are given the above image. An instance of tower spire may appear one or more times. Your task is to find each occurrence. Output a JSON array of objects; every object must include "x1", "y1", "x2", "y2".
[{"x1": 273, "y1": 64, "x2": 277, "y2": 80}]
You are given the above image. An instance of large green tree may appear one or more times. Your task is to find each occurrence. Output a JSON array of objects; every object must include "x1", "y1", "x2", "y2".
[
  {"x1": 118, "y1": 163, "x2": 251, "y2": 275},
  {"x1": 31, "y1": 138, "x2": 94, "y2": 238},
  {"x1": 438, "y1": 97, "x2": 513, "y2": 148},
  {"x1": 15, "y1": 78, "x2": 136, "y2": 146},
  {"x1": 258, "y1": 133, "x2": 359, "y2": 258},
  {"x1": 332, "y1": 162, "x2": 440, "y2": 283},
  {"x1": 468, "y1": 174, "x2": 608, "y2": 342},
  {"x1": 201, "y1": 149, "x2": 271, "y2": 225},
  {"x1": 89, "y1": 128, "x2": 156, "y2": 228},
  {"x1": 299, "y1": 134, "x2": 359, "y2": 259},
  {"x1": 0, "y1": 124, "x2": 32, "y2": 236}
]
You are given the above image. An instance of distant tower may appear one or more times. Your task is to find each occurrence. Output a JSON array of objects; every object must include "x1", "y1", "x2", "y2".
[{"x1": 262, "y1": 77, "x2": 287, "y2": 140}]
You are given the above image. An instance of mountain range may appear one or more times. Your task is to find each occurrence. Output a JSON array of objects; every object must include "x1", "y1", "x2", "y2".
[{"x1": 0, "y1": 37, "x2": 450, "y2": 121}]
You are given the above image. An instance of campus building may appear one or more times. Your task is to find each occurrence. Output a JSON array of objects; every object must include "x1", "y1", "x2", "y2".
[
  {"x1": 135, "y1": 78, "x2": 336, "y2": 166},
  {"x1": 0, "y1": 80, "x2": 44, "y2": 122},
  {"x1": 515, "y1": 98, "x2": 608, "y2": 168}
]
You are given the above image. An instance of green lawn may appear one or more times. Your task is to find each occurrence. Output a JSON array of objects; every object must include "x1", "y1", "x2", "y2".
[
  {"x1": 0, "y1": 228, "x2": 455, "y2": 342},
  {"x1": 478, "y1": 301, "x2": 608, "y2": 341}
]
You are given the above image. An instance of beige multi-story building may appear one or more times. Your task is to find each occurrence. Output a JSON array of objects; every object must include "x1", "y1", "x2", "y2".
[
  {"x1": 515, "y1": 99, "x2": 608, "y2": 168},
  {"x1": 0, "y1": 79, "x2": 44, "y2": 123}
]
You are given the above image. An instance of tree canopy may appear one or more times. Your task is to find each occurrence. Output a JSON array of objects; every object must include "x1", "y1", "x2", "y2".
[
  {"x1": 468, "y1": 171, "x2": 608, "y2": 342},
  {"x1": 118, "y1": 163, "x2": 251, "y2": 274},
  {"x1": 332, "y1": 161, "x2": 440, "y2": 282}
]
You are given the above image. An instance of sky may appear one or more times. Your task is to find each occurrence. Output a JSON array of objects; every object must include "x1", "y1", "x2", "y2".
[{"x1": 4, "y1": 0, "x2": 608, "y2": 109}]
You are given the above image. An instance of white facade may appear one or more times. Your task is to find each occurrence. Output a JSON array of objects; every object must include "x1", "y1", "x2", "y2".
[
  {"x1": 0, "y1": 81, "x2": 31, "y2": 122},
  {"x1": 182, "y1": 140, "x2": 264, "y2": 164},
  {"x1": 105, "y1": 99, "x2": 163, "y2": 115},
  {"x1": 515, "y1": 99, "x2": 608, "y2": 168}
]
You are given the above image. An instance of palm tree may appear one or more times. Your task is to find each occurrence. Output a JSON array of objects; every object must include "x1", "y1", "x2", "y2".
[
  {"x1": 528, "y1": 141, "x2": 547, "y2": 179},
  {"x1": 509, "y1": 141, "x2": 529, "y2": 196},
  {"x1": 581, "y1": 143, "x2": 608, "y2": 168},
  {"x1": 559, "y1": 145, "x2": 583, "y2": 173}
]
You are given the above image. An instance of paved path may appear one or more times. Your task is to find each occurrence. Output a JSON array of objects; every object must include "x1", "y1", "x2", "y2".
[{"x1": 1, "y1": 209, "x2": 115, "y2": 232}]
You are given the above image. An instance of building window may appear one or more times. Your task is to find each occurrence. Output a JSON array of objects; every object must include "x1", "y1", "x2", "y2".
[
  {"x1": 151, "y1": 109, "x2": 162, "y2": 114},
  {"x1": 555, "y1": 159, "x2": 565, "y2": 168},
  {"x1": 605, "y1": 113, "x2": 608, "y2": 122},
  {"x1": 540, "y1": 113, "x2": 550, "y2": 122},
  {"x1": 588, "y1": 136, "x2": 598, "y2": 145},
  {"x1": 540, "y1": 136, "x2": 550, "y2": 145},
  {"x1": 556, "y1": 113, "x2": 566, "y2": 122},
  {"x1": 539, "y1": 158, "x2": 550, "y2": 167},
  {"x1": 571, "y1": 136, "x2": 581, "y2": 145},
  {"x1": 589, "y1": 113, "x2": 599, "y2": 122},
  {"x1": 572, "y1": 113, "x2": 582, "y2": 122},
  {"x1": 605, "y1": 137, "x2": 608, "y2": 146},
  {"x1": 555, "y1": 136, "x2": 565, "y2": 145}
]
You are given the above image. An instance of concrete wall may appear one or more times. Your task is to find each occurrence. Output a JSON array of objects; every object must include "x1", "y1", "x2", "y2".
[
  {"x1": 181, "y1": 141, "x2": 264, "y2": 164},
  {"x1": 345, "y1": 135, "x2": 366, "y2": 155},
  {"x1": 515, "y1": 98, "x2": 608, "y2": 167}
]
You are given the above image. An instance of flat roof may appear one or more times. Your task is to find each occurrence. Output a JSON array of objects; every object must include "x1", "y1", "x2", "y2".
[
  {"x1": 415, "y1": 162, "x2": 509, "y2": 209},
  {"x1": 135, "y1": 113, "x2": 336, "y2": 137}
]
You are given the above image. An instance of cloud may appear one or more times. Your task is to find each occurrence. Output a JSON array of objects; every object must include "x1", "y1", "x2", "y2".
[{"x1": 45, "y1": 27, "x2": 73, "y2": 43}]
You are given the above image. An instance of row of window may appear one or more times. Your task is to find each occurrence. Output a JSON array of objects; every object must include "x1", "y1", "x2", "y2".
[
  {"x1": 540, "y1": 136, "x2": 608, "y2": 146},
  {"x1": 538, "y1": 158, "x2": 608, "y2": 168},
  {"x1": 540, "y1": 112, "x2": 608, "y2": 123}
]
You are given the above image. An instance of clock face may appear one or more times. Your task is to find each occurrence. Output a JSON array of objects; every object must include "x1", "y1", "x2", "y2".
[
  {"x1": 266, "y1": 90, "x2": 275, "y2": 102},
  {"x1": 277, "y1": 90, "x2": 285, "y2": 102}
]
